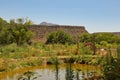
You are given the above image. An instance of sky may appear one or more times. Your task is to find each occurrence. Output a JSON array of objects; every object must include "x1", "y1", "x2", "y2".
[{"x1": 0, "y1": 0, "x2": 120, "y2": 33}]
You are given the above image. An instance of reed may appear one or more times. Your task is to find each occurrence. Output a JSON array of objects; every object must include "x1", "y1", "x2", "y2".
[{"x1": 65, "y1": 58, "x2": 74, "y2": 80}]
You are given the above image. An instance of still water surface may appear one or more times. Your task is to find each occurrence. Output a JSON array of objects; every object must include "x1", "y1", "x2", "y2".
[{"x1": 0, "y1": 64, "x2": 101, "y2": 80}]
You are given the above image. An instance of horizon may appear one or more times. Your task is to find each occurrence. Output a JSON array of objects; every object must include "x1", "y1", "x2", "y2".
[{"x1": 0, "y1": 0, "x2": 120, "y2": 33}]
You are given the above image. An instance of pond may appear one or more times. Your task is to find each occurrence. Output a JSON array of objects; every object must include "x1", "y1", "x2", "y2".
[{"x1": 0, "y1": 64, "x2": 102, "y2": 80}]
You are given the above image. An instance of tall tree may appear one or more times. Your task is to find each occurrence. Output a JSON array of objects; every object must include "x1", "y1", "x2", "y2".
[{"x1": 0, "y1": 18, "x2": 33, "y2": 45}]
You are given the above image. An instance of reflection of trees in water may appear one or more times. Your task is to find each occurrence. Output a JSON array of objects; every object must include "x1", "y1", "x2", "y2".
[
  {"x1": 16, "y1": 66, "x2": 103, "y2": 80},
  {"x1": 17, "y1": 71, "x2": 41, "y2": 80}
]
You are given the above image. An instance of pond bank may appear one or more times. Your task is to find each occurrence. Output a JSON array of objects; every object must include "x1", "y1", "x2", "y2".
[{"x1": 0, "y1": 55, "x2": 102, "y2": 73}]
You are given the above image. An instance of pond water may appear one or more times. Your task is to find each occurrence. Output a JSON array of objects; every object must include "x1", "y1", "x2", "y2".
[{"x1": 0, "y1": 64, "x2": 101, "y2": 80}]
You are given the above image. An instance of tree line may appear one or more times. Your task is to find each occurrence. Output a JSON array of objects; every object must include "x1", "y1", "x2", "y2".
[
  {"x1": 79, "y1": 32, "x2": 120, "y2": 44},
  {"x1": 0, "y1": 17, "x2": 120, "y2": 46},
  {"x1": 46, "y1": 31, "x2": 120, "y2": 45}
]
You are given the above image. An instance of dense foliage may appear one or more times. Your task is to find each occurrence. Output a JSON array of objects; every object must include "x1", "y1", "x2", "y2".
[
  {"x1": 79, "y1": 32, "x2": 120, "y2": 44},
  {"x1": 0, "y1": 18, "x2": 33, "y2": 45},
  {"x1": 46, "y1": 30, "x2": 73, "y2": 44}
]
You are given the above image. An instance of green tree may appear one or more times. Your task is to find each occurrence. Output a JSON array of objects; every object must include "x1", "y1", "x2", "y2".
[
  {"x1": 79, "y1": 33, "x2": 92, "y2": 43},
  {"x1": 0, "y1": 18, "x2": 33, "y2": 45},
  {"x1": 46, "y1": 30, "x2": 73, "y2": 44},
  {"x1": 100, "y1": 41, "x2": 108, "y2": 47},
  {"x1": 95, "y1": 33, "x2": 120, "y2": 44},
  {"x1": 0, "y1": 17, "x2": 13, "y2": 44},
  {"x1": 0, "y1": 17, "x2": 8, "y2": 31},
  {"x1": 9, "y1": 18, "x2": 33, "y2": 45}
]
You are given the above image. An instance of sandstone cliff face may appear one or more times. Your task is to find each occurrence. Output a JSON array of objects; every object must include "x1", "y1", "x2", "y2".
[{"x1": 28, "y1": 25, "x2": 88, "y2": 41}]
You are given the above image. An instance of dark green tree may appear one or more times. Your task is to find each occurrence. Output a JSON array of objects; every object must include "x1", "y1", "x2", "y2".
[
  {"x1": 0, "y1": 17, "x2": 8, "y2": 31},
  {"x1": 0, "y1": 17, "x2": 13, "y2": 44}
]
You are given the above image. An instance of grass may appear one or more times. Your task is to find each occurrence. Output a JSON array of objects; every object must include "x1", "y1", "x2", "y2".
[
  {"x1": 0, "y1": 43, "x2": 75, "y2": 58},
  {"x1": 0, "y1": 42, "x2": 118, "y2": 74}
]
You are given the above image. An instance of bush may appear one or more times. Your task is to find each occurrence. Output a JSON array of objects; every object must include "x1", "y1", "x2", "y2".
[{"x1": 46, "y1": 30, "x2": 73, "y2": 44}]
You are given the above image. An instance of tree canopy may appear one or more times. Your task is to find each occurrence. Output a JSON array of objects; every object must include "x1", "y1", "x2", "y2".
[
  {"x1": 46, "y1": 30, "x2": 73, "y2": 44},
  {"x1": 79, "y1": 32, "x2": 120, "y2": 44},
  {"x1": 0, "y1": 18, "x2": 33, "y2": 45}
]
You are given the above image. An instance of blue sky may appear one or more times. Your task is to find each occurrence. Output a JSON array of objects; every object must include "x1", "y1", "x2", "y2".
[{"x1": 0, "y1": 0, "x2": 120, "y2": 33}]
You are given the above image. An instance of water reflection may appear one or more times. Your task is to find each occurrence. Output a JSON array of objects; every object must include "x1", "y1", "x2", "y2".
[{"x1": 0, "y1": 64, "x2": 101, "y2": 80}]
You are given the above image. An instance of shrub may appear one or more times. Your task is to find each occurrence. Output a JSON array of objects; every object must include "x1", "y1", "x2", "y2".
[{"x1": 46, "y1": 30, "x2": 73, "y2": 44}]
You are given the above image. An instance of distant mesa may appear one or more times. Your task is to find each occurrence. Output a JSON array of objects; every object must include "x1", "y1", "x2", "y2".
[
  {"x1": 29, "y1": 22, "x2": 120, "y2": 42},
  {"x1": 40, "y1": 22, "x2": 59, "y2": 26},
  {"x1": 29, "y1": 23, "x2": 87, "y2": 41}
]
